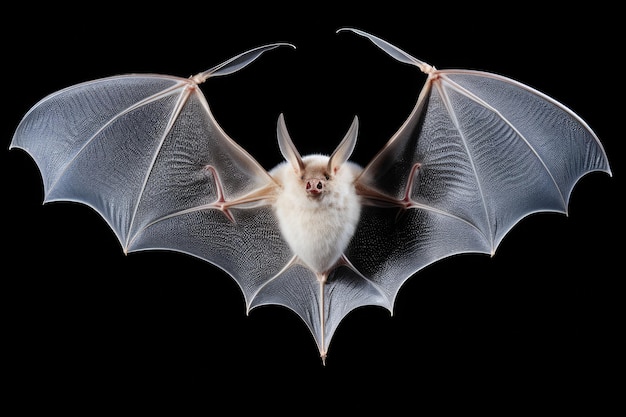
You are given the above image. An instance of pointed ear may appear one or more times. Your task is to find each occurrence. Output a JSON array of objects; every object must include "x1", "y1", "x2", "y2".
[
  {"x1": 277, "y1": 113, "x2": 305, "y2": 174},
  {"x1": 328, "y1": 116, "x2": 358, "y2": 174}
]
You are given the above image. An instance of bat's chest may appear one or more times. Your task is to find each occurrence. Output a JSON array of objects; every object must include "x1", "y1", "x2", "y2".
[{"x1": 273, "y1": 191, "x2": 361, "y2": 274}]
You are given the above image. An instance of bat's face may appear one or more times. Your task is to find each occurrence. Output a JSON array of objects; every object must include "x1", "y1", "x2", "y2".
[
  {"x1": 272, "y1": 155, "x2": 341, "y2": 201},
  {"x1": 300, "y1": 157, "x2": 330, "y2": 198},
  {"x1": 285, "y1": 154, "x2": 363, "y2": 203}
]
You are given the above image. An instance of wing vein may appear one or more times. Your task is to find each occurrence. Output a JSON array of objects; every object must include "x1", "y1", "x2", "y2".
[
  {"x1": 127, "y1": 204, "x2": 213, "y2": 250},
  {"x1": 47, "y1": 79, "x2": 187, "y2": 199},
  {"x1": 442, "y1": 73, "x2": 567, "y2": 209},
  {"x1": 411, "y1": 202, "x2": 488, "y2": 237},
  {"x1": 435, "y1": 79, "x2": 495, "y2": 250},
  {"x1": 247, "y1": 255, "x2": 299, "y2": 311},
  {"x1": 125, "y1": 85, "x2": 193, "y2": 250}
]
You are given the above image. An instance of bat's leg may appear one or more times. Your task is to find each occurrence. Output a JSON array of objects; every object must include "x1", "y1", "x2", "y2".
[
  {"x1": 399, "y1": 163, "x2": 422, "y2": 207},
  {"x1": 250, "y1": 256, "x2": 331, "y2": 363},
  {"x1": 203, "y1": 165, "x2": 237, "y2": 222},
  {"x1": 358, "y1": 163, "x2": 463, "y2": 224},
  {"x1": 357, "y1": 163, "x2": 422, "y2": 210},
  {"x1": 133, "y1": 168, "x2": 278, "y2": 243},
  {"x1": 316, "y1": 271, "x2": 329, "y2": 364},
  {"x1": 204, "y1": 165, "x2": 277, "y2": 223},
  {"x1": 316, "y1": 257, "x2": 391, "y2": 364}
]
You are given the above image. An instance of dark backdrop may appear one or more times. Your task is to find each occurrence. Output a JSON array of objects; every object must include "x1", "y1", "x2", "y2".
[{"x1": 3, "y1": 4, "x2": 621, "y2": 412}]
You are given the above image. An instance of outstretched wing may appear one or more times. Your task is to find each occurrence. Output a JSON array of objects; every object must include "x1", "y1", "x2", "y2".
[
  {"x1": 10, "y1": 43, "x2": 296, "y2": 310},
  {"x1": 336, "y1": 29, "x2": 611, "y2": 334}
]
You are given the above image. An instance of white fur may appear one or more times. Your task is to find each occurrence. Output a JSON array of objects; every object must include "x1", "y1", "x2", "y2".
[{"x1": 270, "y1": 155, "x2": 363, "y2": 274}]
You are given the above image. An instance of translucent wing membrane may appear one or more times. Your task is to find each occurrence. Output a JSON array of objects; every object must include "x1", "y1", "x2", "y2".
[
  {"x1": 342, "y1": 28, "x2": 611, "y2": 309},
  {"x1": 10, "y1": 44, "x2": 295, "y2": 315},
  {"x1": 11, "y1": 31, "x2": 611, "y2": 362}
]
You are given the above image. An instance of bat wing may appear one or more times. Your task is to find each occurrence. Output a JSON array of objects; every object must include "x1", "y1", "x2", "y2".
[
  {"x1": 321, "y1": 29, "x2": 612, "y2": 349},
  {"x1": 11, "y1": 40, "x2": 387, "y2": 360},
  {"x1": 10, "y1": 43, "x2": 298, "y2": 314}
]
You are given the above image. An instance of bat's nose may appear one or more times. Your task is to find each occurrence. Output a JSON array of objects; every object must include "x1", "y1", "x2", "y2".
[{"x1": 306, "y1": 179, "x2": 324, "y2": 194}]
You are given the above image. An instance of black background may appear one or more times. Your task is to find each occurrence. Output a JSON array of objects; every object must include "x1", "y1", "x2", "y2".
[{"x1": 3, "y1": 3, "x2": 622, "y2": 412}]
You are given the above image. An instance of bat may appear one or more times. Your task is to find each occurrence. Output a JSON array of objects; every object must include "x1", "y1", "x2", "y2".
[{"x1": 9, "y1": 28, "x2": 611, "y2": 364}]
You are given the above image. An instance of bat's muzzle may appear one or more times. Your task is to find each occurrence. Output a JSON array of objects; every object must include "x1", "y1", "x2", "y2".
[{"x1": 306, "y1": 179, "x2": 324, "y2": 195}]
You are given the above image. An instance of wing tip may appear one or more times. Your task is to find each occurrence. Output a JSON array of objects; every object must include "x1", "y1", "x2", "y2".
[{"x1": 193, "y1": 42, "x2": 296, "y2": 83}]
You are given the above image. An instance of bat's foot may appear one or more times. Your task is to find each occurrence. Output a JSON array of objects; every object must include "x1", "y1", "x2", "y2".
[{"x1": 320, "y1": 350, "x2": 328, "y2": 366}]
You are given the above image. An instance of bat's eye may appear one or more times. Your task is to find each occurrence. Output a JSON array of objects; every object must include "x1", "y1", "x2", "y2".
[{"x1": 325, "y1": 174, "x2": 330, "y2": 180}]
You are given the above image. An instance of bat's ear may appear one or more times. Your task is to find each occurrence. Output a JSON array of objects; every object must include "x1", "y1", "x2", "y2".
[
  {"x1": 328, "y1": 116, "x2": 358, "y2": 174},
  {"x1": 277, "y1": 113, "x2": 305, "y2": 174}
]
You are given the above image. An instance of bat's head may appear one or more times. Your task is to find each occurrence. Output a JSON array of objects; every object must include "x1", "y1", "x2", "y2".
[
  {"x1": 275, "y1": 114, "x2": 360, "y2": 199},
  {"x1": 299, "y1": 155, "x2": 333, "y2": 198}
]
